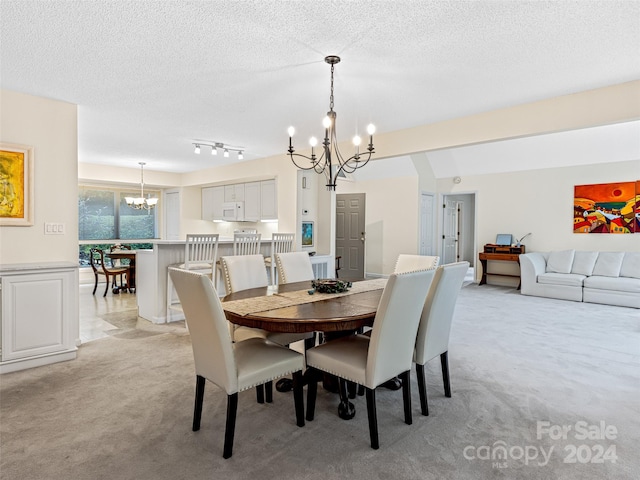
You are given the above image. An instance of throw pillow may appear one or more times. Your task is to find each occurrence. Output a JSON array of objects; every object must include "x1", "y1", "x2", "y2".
[
  {"x1": 592, "y1": 252, "x2": 625, "y2": 277},
  {"x1": 546, "y1": 249, "x2": 575, "y2": 274},
  {"x1": 571, "y1": 251, "x2": 599, "y2": 276},
  {"x1": 620, "y1": 252, "x2": 640, "y2": 279}
]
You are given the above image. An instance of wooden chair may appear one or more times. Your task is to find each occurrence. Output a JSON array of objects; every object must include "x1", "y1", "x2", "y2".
[
  {"x1": 168, "y1": 268, "x2": 305, "y2": 459},
  {"x1": 89, "y1": 248, "x2": 129, "y2": 297}
]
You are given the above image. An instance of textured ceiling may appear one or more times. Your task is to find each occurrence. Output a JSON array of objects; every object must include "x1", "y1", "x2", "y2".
[{"x1": 1, "y1": 0, "x2": 639, "y2": 176}]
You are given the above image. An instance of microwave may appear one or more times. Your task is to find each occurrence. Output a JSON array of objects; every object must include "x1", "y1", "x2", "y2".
[{"x1": 222, "y1": 202, "x2": 244, "y2": 221}]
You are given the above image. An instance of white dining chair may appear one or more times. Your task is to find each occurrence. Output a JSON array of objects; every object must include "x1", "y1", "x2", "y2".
[
  {"x1": 166, "y1": 234, "x2": 219, "y2": 322},
  {"x1": 305, "y1": 268, "x2": 435, "y2": 449},
  {"x1": 168, "y1": 267, "x2": 305, "y2": 459},
  {"x1": 414, "y1": 261, "x2": 469, "y2": 416},
  {"x1": 221, "y1": 254, "x2": 311, "y2": 401},
  {"x1": 394, "y1": 254, "x2": 440, "y2": 273},
  {"x1": 275, "y1": 251, "x2": 315, "y2": 285},
  {"x1": 266, "y1": 233, "x2": 295, "y2": 284}
]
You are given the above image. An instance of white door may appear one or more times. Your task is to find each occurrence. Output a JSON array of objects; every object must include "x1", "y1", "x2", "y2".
[
  {"x1": 419, "y1": 192, "x2": 435, "y2": 255},
  {"x1": 336, "y1": 193, "x2": 366, "y2": 280},
  {"x1": 165, "y1": 191, "x2": 180, "y2": 240},
  {"x1": 442, "y1": 199, "x2": 458, "y2": 264}
]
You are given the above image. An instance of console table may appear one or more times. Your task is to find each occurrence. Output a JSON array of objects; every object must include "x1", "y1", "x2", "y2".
[{"x1": 479, "y1": 244, "x2": 525, "y2": 289}]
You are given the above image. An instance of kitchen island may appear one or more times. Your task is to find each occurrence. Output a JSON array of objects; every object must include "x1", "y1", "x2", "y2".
[{"x1": 136, "y1": 239, "x2": 332, "y2": 323}]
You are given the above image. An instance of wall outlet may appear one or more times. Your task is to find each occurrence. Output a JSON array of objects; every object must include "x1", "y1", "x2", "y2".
[{"x1": 44, "y1": 223, "x2": 65, "y2": 235}]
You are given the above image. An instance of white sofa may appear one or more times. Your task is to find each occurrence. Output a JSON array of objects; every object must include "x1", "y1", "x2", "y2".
[{"x1": 520, "y1": 250, "x2": 640, "y2": 309}]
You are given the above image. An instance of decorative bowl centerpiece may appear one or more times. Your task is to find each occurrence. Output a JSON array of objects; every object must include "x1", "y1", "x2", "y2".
[{"x1": 311, "y1": 278, "x2": 352, "y2": 294}]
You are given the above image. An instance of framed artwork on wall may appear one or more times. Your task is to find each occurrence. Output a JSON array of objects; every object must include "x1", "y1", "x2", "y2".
[
  {"x1": 574, "y1": 181, "x2": 639, "y2": 234},
  {"x1": 302, "y1": 221, "x2": 314, "y2": 247},
  {"x1": 0, "y1": 143, "x2": 34, "y2": 226}
]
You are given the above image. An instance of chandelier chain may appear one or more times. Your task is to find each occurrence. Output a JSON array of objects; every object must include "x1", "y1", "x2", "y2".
[{"x1": 329, "y1": 63, "x2": 335, "y2": 111}]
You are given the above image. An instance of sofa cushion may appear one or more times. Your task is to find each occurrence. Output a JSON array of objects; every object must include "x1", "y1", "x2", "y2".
[
  {"x1": 620, "y1": 252, "x2": 640, "y2": 279},
  {"x1": 538, "y1": 272, "x2": 585, "y2": 287},
  {"x1": 546, "y1": 249, "x2": 575, "y2": 274},
  {"x1": 584, "y1": 275, "x2": 640, "y2": 294},
  {"x1": 571, "y1": 251, "x2": 599, "y2": 276},
  {"x1": 592, "y1": 252, "x2": 625, "y2": 277}
]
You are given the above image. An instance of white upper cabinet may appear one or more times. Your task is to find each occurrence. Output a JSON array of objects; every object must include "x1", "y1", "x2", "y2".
[
  {"x1": 243, "y1": 181, "x2": 261, "y2": 222},
  {"x1": 260, "y1": 179, "x2": 277, "y2": 220},
  {"x1": 224, "y1": 184, "x2": 244, "y2": 202},
  {"x1": 202, "y1": 179, "x2": 277, "y2": 222},
  {"x1": 202, "y1": 185, "x2": 225, "y2": 221}
]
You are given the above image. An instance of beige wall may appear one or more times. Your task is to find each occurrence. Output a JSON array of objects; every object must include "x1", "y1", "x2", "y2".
[
  {"x1": 437, "y1": 159, "x2": 640, "y2": 255},
  {"x1": 0, "y1": 90, "x2": 78, "y2": 265},
  {"x1": 339, "y1": 176, "x2": 420, "y2": 274}
]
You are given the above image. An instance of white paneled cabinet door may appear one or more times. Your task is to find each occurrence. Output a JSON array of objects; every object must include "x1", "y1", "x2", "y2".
[
  {"x1": 243, "y1": 181, "x2": 261, "y2": 222},
  {"x1": 224, "y1": 184, "x2": 245, "y2": 202},
  {"x1": 1, "y1": 267, "x2": 78, "y2": 364},
  {"x1": 260, "y1": 179, "x2": 277, "y2": 220}
]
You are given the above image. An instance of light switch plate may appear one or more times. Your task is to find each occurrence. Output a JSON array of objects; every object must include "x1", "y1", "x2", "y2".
[{"x1": 45, "y1": 223, "x2": 65, "y2": 234}]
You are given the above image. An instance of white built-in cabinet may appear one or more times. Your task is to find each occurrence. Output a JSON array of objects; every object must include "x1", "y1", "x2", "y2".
[
  {"x1": 202, "y1": 179, "x2": 277, "y2": 222},
  {"x1": 260, "y1": 179, "x2": 277, "y2": 220},
  {"x1": 243, "y1": 181, "x2": 261, "y2": 222},
  {"x1": 0, "y1": 262, "x2": 79, "y2": 373}
]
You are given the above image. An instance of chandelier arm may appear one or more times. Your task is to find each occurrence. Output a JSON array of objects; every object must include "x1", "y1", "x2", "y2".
[{"x1": 288, "y1": 151, "x2": 328, "y2": 172}]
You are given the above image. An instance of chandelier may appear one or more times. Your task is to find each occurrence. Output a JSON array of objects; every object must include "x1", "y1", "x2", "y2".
[
  {"x1": 125, "y1": 162, "x2": 158, "y2": 211},
  {"x1": 287, "y1": 55, "x2": 375, "y2": 190}
]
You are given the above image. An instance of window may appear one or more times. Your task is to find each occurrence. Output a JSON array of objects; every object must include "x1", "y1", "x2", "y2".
[
  {"x1": 79, "y1": 185, "x2": 159, "y2": 266},
  {"x1": 79, "y1": 186, "x2": 158, "y2": 240}
]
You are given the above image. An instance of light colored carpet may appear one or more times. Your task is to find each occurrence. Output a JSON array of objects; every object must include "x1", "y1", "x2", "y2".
[{"x1": 1, "y1": 284, "x2": 638, "y2": 480}]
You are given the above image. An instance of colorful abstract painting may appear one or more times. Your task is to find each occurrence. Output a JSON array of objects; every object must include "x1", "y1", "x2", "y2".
[
  {"x1": 574, "y1": 181, "x2": 639, "y2": 234},
  {"x1": 0, "y1": 143, "x2": 34, "y2": 226}
]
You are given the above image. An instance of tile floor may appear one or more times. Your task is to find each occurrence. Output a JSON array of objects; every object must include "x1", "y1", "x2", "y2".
[{"x1": 79, "y1": 284, "x2": 187, "y2": 343}]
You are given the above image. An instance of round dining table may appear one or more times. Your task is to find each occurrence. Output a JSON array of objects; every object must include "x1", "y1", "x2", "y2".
[{"x1": 222, "y1": 279, "x2": 387, "y2": 420}]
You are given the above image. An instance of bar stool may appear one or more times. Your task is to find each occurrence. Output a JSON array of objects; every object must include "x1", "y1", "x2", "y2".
[
  {"x1": 266, "y1": 233, "x2": 295, "y2": 284},
  {"x1": 167, "y1": 234, "x2": 219, "y2": 322}
]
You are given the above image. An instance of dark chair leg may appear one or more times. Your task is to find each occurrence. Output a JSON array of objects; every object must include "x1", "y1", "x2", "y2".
[
  {"x1": 338, "y1": 378, "x2": 355, "y2": 420},
  {"x1": 265, "y1": 381, "x2": 273, "y2": 403},
  {"x1": 306, "y1": 368, "x2": 318, "y2": 421},
  {"x1": 347, "y1": 381, "x2": 357, "y2": 399},
  {"x1": 365, "y1": 387, "x2": 379, "y2": 449},
  {"x1": 92, "y1": 273, "x2": 98, "y2": 295},
  {"x1": 400, "y1": 370, "x2": 412, "y2": 425},
  {"x1": 256, "y1": 384, "x2": 265, "y2": 404},
  {"x1": 416, "y1": 363, "x2": 429, "y2": 416},
  {"x1": 292, "y1": 371, "x2": 305, "y2": 427},
  {"x1": 357, "y1": 385, "x2": 365, "y2": 396},
  {"x1": 193, "y1": 375, "x2": 205, "y2": 431},
  {"x1": 440, "y1": 351, "x2": 451, "y2": 397},
  {"x1": 223, "y1": 393, "x2": 238, "y2": 459},
  {"x1": 103, "y1": 276, "x2": 109, "y2": 296}
]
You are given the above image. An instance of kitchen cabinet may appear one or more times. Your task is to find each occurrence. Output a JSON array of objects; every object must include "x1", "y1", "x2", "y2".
[
  {"x1": 201, "y1": 186, "x2": 225, "y2": 221},
  {"x1": 224, "y1": 184, "x2": 245, "y2": 202},
  {"x1": 260, "y1": 179, "x2": 277, "y2": 220},
  {"x1": 202, "y1": 179, "x2": 277, "y2": 222},
  {"x1": 243, "y1": 181, "x2": 261, "y2": 222}
]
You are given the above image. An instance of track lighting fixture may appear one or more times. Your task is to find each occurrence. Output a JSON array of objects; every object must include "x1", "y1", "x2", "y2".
[{"x1": 191, "y1": 141, "x2": 244, "y2": 159}]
